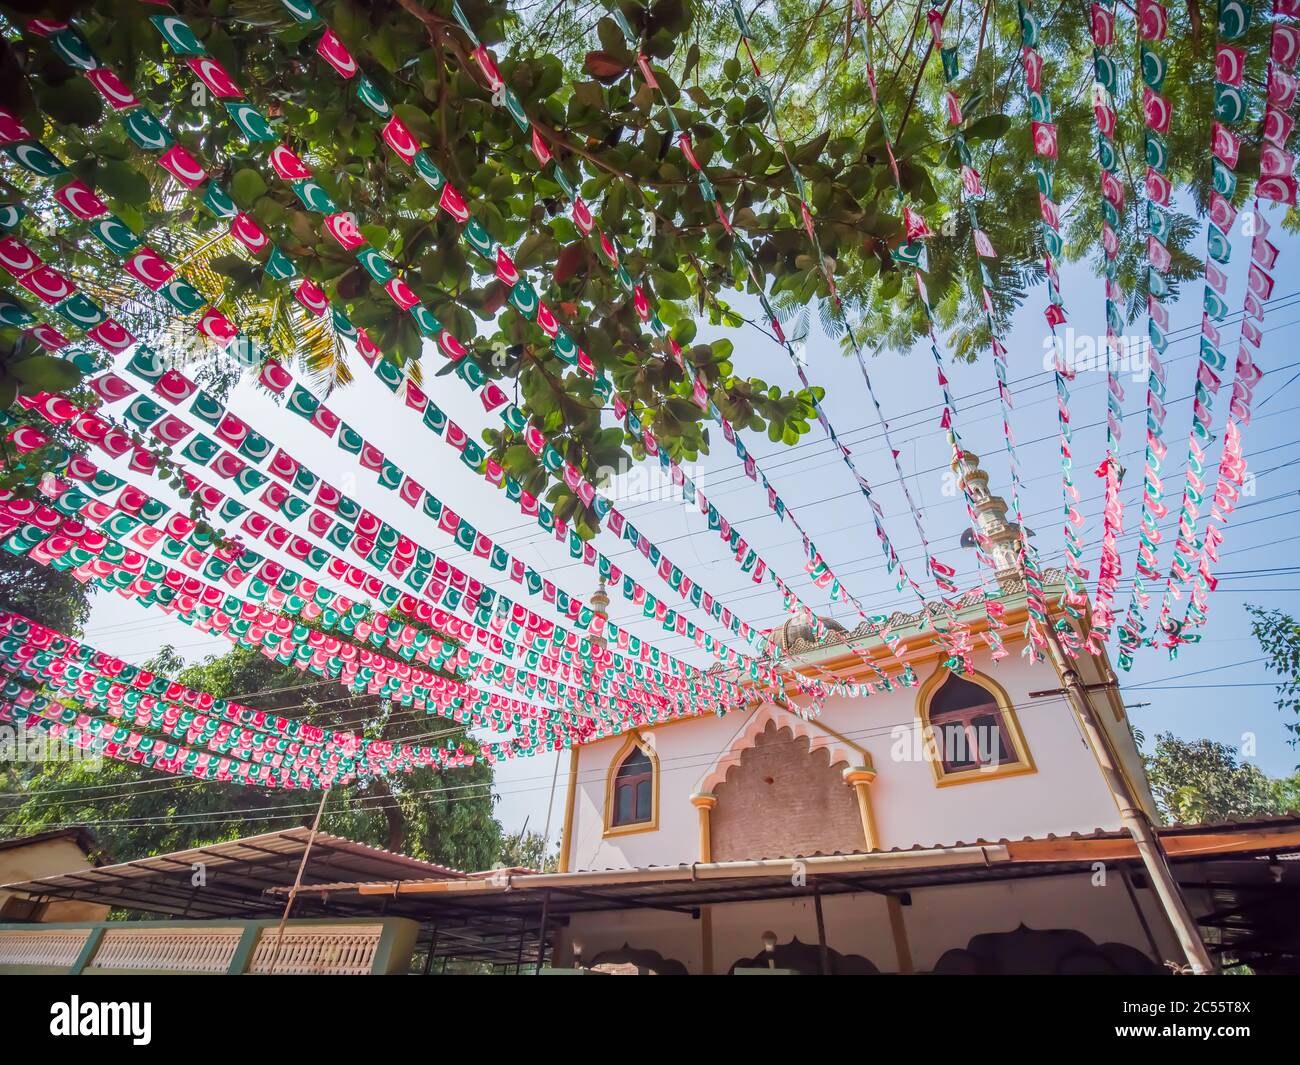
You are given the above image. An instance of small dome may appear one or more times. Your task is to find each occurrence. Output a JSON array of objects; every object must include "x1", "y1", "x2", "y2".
[{"x1": 766, "y1": 614, "x2": 847, "y2": 654}]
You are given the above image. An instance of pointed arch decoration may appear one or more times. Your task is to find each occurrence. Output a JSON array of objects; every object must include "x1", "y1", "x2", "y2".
[
  {"x1": 696, "y1": 704, "x2": 862, "y2": 796},
  {"x1": 603, "y1": 732, "x2": 660, "y2": 837},
  {"x1": 914, "y1": 665, "x2": 1035, "y2": 787}
]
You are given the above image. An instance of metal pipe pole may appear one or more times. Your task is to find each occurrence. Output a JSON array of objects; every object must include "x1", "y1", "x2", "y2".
[
  {"x1": 813, "y1": 883, "x2": 831, "y2": 975},
  {"x1": 267, "y1": 788, "x2": 330, "y2": 975},
  {"x1": 535, "y1": 890, "x2": 551, "y2": 974},
  {"x1": 1040, "y1": 625, "x2": 1213, "y2": 974}
]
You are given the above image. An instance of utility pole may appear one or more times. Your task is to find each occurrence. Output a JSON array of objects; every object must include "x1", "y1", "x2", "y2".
[
  {"x1": 952, "y1": 448, "x2": 1213, "y2": 973},
  {"x1": 1039, "y1": 629, "x2": 1213, "y2": 974}
]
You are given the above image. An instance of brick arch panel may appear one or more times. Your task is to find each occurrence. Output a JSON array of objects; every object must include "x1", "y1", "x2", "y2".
[{"x1": 710, "y1": 718, "x2": 863, "y2": 861}]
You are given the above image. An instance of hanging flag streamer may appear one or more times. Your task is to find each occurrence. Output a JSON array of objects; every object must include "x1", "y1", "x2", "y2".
[
  {"x1": 846, "y1": 3, "x2": 1014, "y2": 669},
  {"x1": 1116, "y1": 0, "x2": 1179, "y2": 669},
  {"x1": 922, "y1": 0, "x2": 1050, "y2": 658},
  {"x1": 0, "y1": 690, "x2": 342, "y2": 790},
  {"x1": 728, "y1": 0, "x2": 958, "y2": 607},
  {"x1": 0, "y1": 481, "x2": 614, "y2": 739},
  {"x1": 1082, "y1": 0, "x2": 1128, "y2": 649},
  {"x1": 9, "y1": 394, "x2": 752, "y2": 722},
  {"x1": 24, "y1": 15, "x2": 776, "y2": 672},
  {"x1": 605, "y1": 7, "x2": 934, "y2": 618},
  {"x1": 0, "y1": 616, "x2": 483, "y2": 780},
  {"x1": 606, "y1": 4, "x2": 987, "y2": 675},
  {"x1": 1175, "y1": 0, "x2": 1298, "y2": 644},
  {"x1": 1015, "y1": 0, "x2": 1088, "y2": 656},
  {"x1": 0, "y1": 473, "x2": 880, "y2": 738},
  {"x1": 0, "y1": 483, "x2": 720, "y2": 745},
  {"x1": 39, "y1": 394, "x2": 740, "y2": 724},
  {"x1": 0, "y1": 85, "x2": 781, "y2": 691},
  {"x1": 9, "y1": 382, "x2": 884, "y2": 714},
  {"x1": 109, "y1": 347, "x2": 847, "y2": 701},
  {"x1": 267, "y1": 0, "x2": 861, "y2": 643},
  {"x1": 0, "y1": 612, "x2": 489, "y2": 775},
  {"x1": 1148, "y1": 0, "x2": 1262, "y2": 652}
]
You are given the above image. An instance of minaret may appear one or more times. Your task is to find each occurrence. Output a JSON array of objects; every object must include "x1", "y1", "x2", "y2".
[
  {"x1": 589, "y1": 577, "x2": 610, "y2": 651},
  {"x1": 952, "y1": 449, "x2": 1024, "y2": 592}
]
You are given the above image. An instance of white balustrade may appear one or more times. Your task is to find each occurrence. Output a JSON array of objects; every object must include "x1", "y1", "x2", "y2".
[
  {"x1": 0, "y1": 927, "x2": 91, "y2": 968},
  {"x1": 89, "y1": 927, "x2": 245, "y2": 973},
  {"x1": 248, "y1": 925, "x2": 383, "y2": 975}
]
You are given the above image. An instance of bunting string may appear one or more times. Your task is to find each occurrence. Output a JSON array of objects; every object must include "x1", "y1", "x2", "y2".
[
  {"x1": 0, "y1": 616, "x2": 485, "y2": 782},
  {"x1": 0, "y1": 105, "x2": 783, "y2": 684},
  {"x1": 606, "y1": 4, "x2": 940, "y2": 623},
  {"x1": 1016, "y1": 0, "x2": 1087, "y2": 656},
  {"x1": 1083, "y1": 0, "x2": 1128, "y2": 651},
  {"x1": 5, "y1": 403, "x2": 752, "y2": 723},
  {"x1": 923, "y1": 0, "x2": 1050, "y2": 658},
  {"x1": 1149, "y1": 0, "x2": 1261, "y2": 651},
  {"x1": 272, "y1": 0, "x2": 868, "y2": 634},
  {"x1": 1175, "y1": 0, "x2": 1298, "y2": 644},
  {"x1": 1116, "y1": 0, "x2": 1179, "y2": 669},
  {"x1": 726, "y1": 0, "x2": 955, "y2": 605},
  {"x1": 0, "y1": 485, "x2": 724, "y2": 751},
  {"x1": 21, "y1": 12, "x2": 789, "y2": 664}
]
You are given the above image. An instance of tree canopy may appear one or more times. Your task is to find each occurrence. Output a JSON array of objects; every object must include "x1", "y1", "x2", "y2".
[
  {"x1": 1248, "y1": 604, "x2": 1300, "y2": 755},
  {"x1": 1143, "y1": 731, "x2": 1300, "y2": 825},
  {"x1": 0, "y1": 0, "x2": 1276, "y2": 539}
]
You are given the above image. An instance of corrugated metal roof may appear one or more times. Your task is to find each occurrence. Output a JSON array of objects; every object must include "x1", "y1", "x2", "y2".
[
  {"x1": 271, "y1": 813, "x2": 1300, "y2": 901},
  {"x1": 0, "y1": 827, "x2": 466, "y2": 919}
]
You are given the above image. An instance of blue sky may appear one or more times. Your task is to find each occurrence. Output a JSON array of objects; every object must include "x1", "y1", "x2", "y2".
[{"x1": 79, "y1": 191, "x2": 1300, "y2": 842}]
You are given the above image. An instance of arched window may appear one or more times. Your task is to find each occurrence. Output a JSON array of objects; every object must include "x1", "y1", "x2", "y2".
[
  {"x1": 604, "y1": 735, "x2": 658, "y2": 835},
  {"x1": 918, "y1": 669, "x2": 1034, "y2": 785}
]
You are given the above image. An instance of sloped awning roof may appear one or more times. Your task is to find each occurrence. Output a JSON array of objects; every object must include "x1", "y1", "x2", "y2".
[
  {"x1": 0, "y1": 827, "x2": 466, "y2": 920},
  {"x1": 269, "y1": 815, "x2": 1300, "y2": 966}
]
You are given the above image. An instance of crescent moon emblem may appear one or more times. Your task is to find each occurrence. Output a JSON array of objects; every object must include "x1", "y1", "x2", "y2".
[
  {"x1": 187, "y1": 57, "x2": 243, "y2": 99},
  {"x1": 317, "y1": 30, "x2": 358, "y2": 78},
  {"x1": 571, "y1": 198, "x2": 594, "y2": 234},
  {"x1": 1215, "y1": 45, "x2": 1245, "y2": 86},
  {"x1": 439, "y1": 184, "x2": 469, "y2": 223},
  {"x1": 86, "y1": 68, "x2": 139, "y2": 110},
  {"x1": 126, "y1": 248, "x2": 174, "y2": 290},
  {"x1": 270, "y1": 145, "x2": 311, "y2": 180},
  {"x1": 382, "y1": 117, "x2": 419, "y2": 162},
  {"x1": 230, "y1": 214, "x2": 268, "y2": 252},
  {"x1": 55, "y1": 180, "x2": 107, "y2": 220},
  {"x1": 24, "y1": 267, "x2": 75, "y2": 304},
  {"x1": 1264, "y1": 107, "x2": 1296, "y2": 148},
  {"x1": 159, "y1": 146, "x2": 206, "y2": 188},
  {"x1": 385, "y1": 278, "x2": 418, "y2": 309},
  {"x1": 1139, "y1": 0, "x2": 1167, "y2": 42},
  {"x1": 0, "y1": 238, "x2": 40, "y2": 274},
  {"x1": 1260, "y1": 143, "x2": 1295, "y2": 179}
]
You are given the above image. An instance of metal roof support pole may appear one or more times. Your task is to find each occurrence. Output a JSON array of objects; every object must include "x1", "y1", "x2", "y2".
[
  {"x1": 1121, "y1": 869, "x2": 1163, "y2": 964},
  {"x1": 266, "y1": 788, "x2": 330, "y2": 975},
  {"x1": 1040, "y1": 624, "x2": 1213, "y2": 974},
  {"x1": 813, "y1": 882, "x2": 830, "y2": 975},
  {"x1": 535, "y1": 890, "x2": 551, "y2": 974},
  {"x1": 423, "y1": 924, "x2": 439, "y2": 975}
]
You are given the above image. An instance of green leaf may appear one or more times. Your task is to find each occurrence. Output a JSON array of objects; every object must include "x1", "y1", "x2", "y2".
[
  {"x1": 37, "y1": 77, "x2": 103, "y2": 127},
  {"x1": 964, "y1": 114, "x2": 1011, "y2": 142},
  {"x1": 97, "y1": 160, "x2": 151, "y2": 206},
  {"x1": 9, "y1": 355, "x2": 81, "y2": 391},
  {"x1": 231, "y1": 168, "x2": 268, "y2": 206},
  {"x1": 392, "y1": 103, "x2": 434, "y2": 145},
  {"x1": 793, "y1": 130, "x2": 831, "y2": 165}
]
